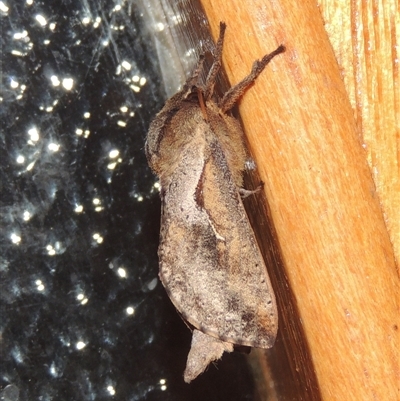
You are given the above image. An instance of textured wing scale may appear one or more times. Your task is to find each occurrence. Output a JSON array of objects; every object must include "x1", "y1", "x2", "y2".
[{"x1": 158, "y1": 107, "x2": 277, "y2": 349}]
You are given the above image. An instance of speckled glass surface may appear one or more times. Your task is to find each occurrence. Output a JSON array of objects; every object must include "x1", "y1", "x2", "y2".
[{"x1": 1, "y1": 1, "x2": 256, "y2": 399}]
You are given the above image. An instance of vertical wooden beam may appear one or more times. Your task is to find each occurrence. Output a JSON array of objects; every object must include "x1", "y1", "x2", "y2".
[{"x1": 198, "y1": 0, "x2": 399, "y2": 400}]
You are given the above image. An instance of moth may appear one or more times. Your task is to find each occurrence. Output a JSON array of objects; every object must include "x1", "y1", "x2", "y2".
[{"x1": 146, "y1": 22, "x2": 285, "y2": 383}]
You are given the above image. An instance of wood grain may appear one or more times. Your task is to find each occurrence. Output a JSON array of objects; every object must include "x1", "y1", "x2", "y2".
[
  {"x1": 198, "y1": 0, "x2": 399, "y2": 400},
  {"x1": 318, "y1": 0, "x2": 400, "y2": 276}
]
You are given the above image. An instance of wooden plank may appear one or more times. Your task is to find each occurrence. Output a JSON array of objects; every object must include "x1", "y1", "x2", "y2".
[{"x1": 198, "y1": 0, "x2": 399, "y2": 399}]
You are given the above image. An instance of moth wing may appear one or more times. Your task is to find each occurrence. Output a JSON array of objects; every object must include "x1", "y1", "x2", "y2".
[{"x1": 159, "y1": 125, "x2": 277, "y2": 348}]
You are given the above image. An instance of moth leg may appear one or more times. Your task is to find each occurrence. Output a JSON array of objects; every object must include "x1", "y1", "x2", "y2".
[
  {"x1": 203, "y1": 22, "x2": 227, "y2": 101},
  {"x1": 219, "y1": 45, "x2": 285, "y2": 113},
  {"x1": 239, "y1": 185, "x2": 262, "y2": 199}
]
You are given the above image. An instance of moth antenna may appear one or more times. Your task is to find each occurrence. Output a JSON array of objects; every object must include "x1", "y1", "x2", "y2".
[
  {"x1": 219, "y1": 45, "x2": 285, "y2": 113},
  {"x1": 204, "y1": 22, "x2": 226, "y2": 101},
  {"x1": 197, "y1": 89, "x2": 208, "y2": 121},
  {"x1": 181, "y1": 54, "x2": 206, "y2": 98}
]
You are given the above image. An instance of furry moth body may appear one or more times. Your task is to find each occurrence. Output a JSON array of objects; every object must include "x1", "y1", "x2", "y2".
[{"x1": 146, "y1": 23, "x2": 285, "y2": 383}]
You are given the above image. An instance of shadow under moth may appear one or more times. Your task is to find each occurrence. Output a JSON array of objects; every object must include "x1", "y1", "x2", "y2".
[{"x1": 146, "y1": 22, "x2": 285, "y2": 383}]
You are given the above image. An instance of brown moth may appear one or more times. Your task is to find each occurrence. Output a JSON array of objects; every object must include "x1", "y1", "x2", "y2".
[{"x1": 145, "y1": 22, "x2": 285, "y2": 383}]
